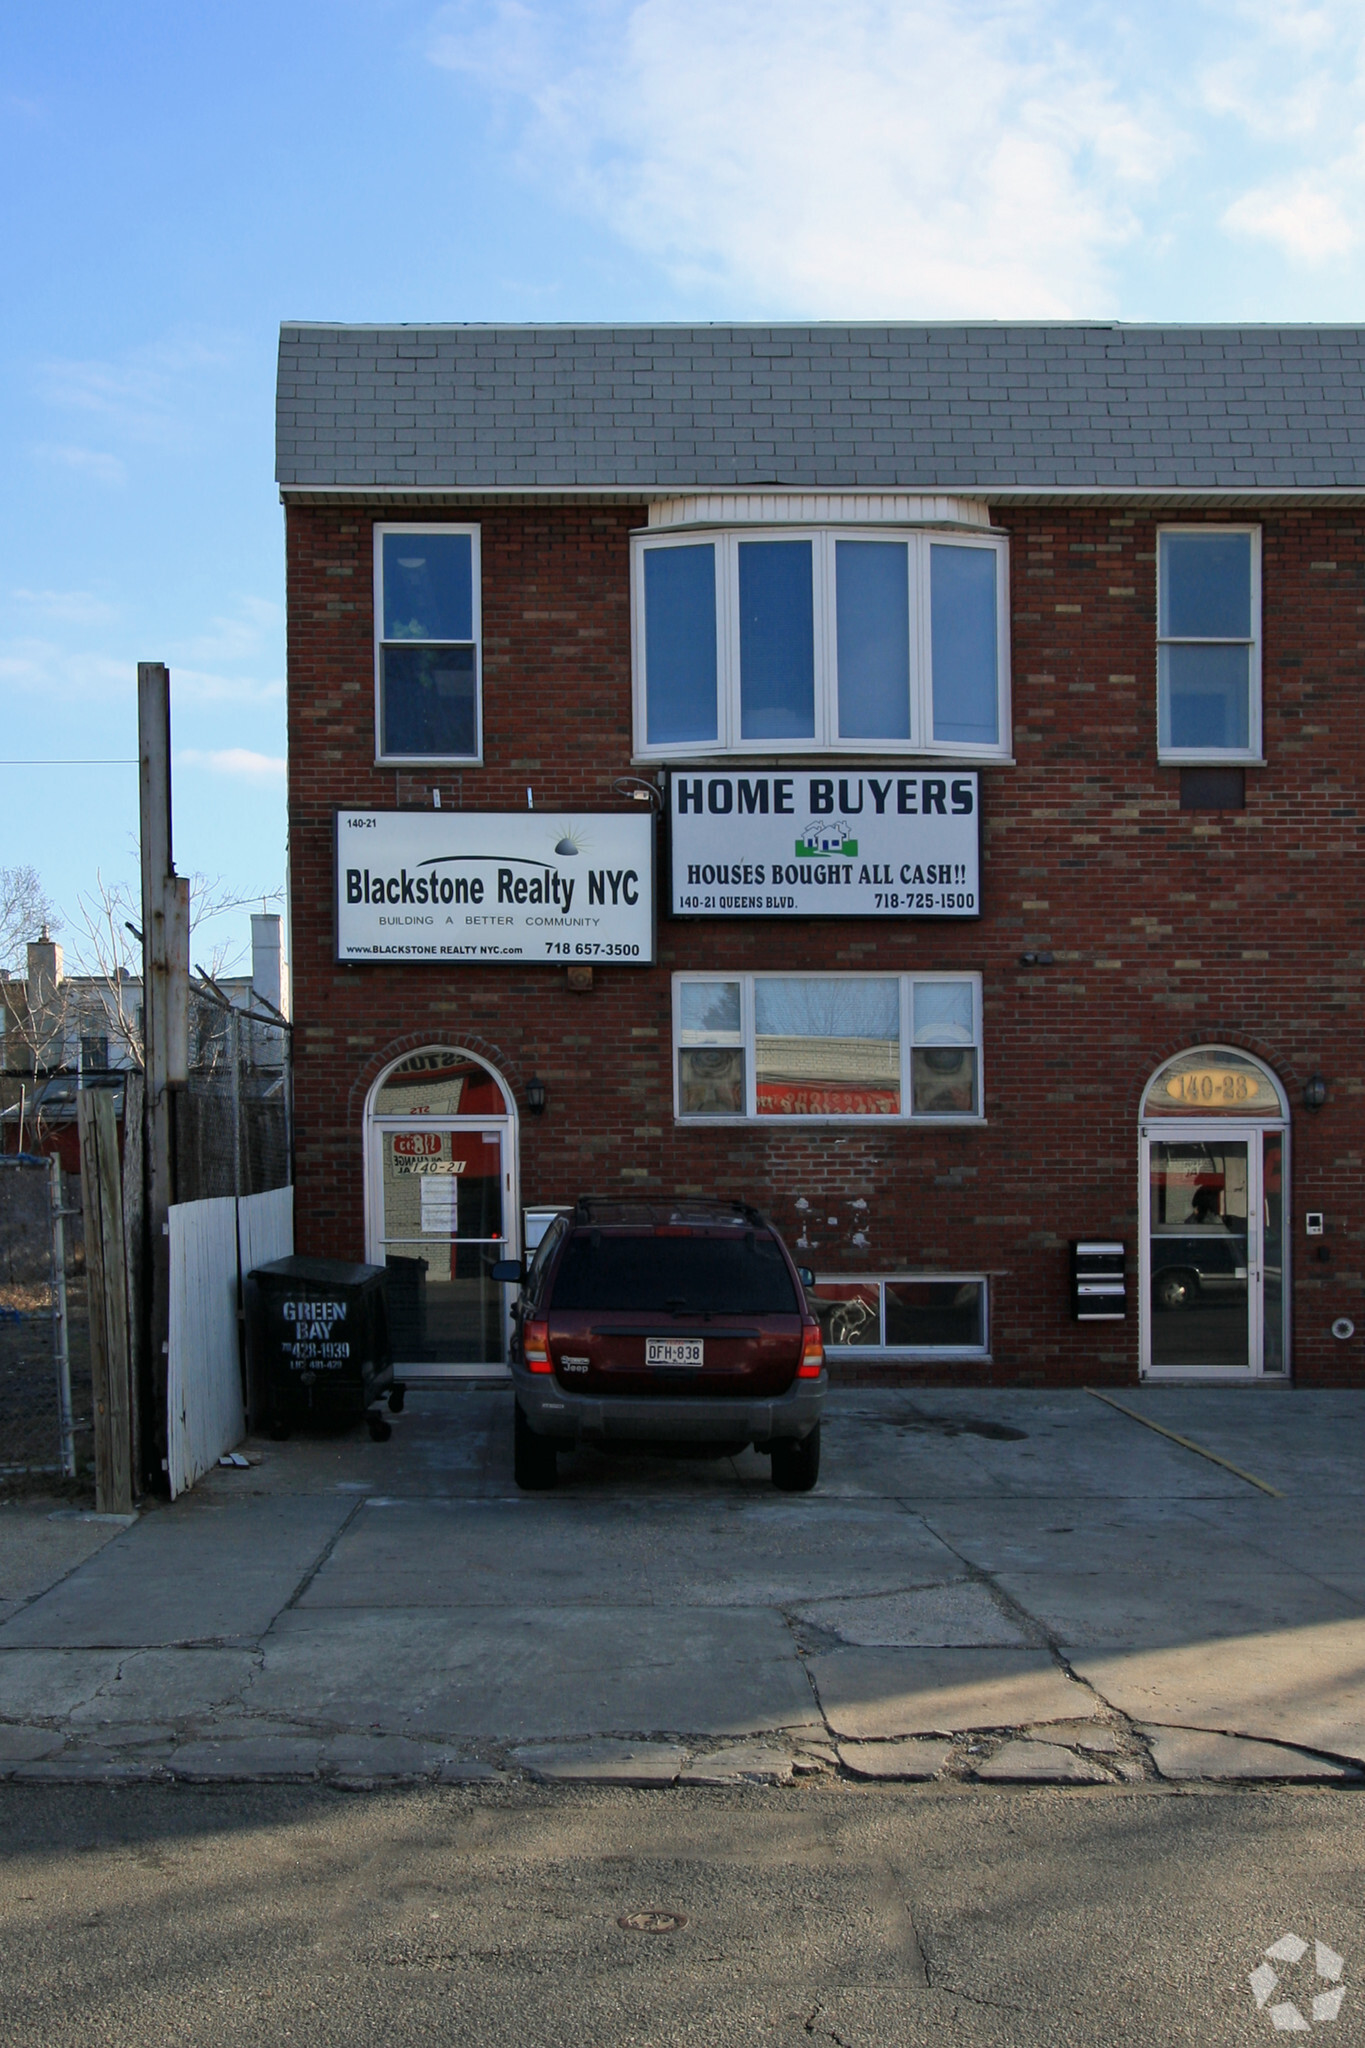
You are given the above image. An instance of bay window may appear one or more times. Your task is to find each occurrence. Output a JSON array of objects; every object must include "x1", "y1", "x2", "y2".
[
  {"x1": 674, "y1": 972, "x2": 983, "y2": 1122},
  {"x1": 634, "y1": 528, "x2": 1009, "y2": 759}
]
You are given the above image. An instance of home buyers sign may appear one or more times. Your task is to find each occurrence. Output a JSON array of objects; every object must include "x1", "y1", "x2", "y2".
[
  {"x1": 335, "y1": 811, "x2": 654, "y2": 962},
  {"x1": 669, "y1": 770, "x2": 980, "y2": 919}
]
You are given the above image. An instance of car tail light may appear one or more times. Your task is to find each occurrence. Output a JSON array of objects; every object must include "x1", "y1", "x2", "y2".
[
  {"x1": 522, "y1": 1317, "x2": 553, "y2": 1373},
  {"x1": 797, "y1": 1323, "x2": 824, "y2": 1377}
]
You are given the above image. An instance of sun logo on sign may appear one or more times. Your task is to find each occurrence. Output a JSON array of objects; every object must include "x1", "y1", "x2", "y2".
[{"x1": 1249, "y1": 1934, "x2": 1346, "y2": 2030}]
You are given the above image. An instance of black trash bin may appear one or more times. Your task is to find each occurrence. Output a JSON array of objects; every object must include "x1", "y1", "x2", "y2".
[{"x1": 245, "y1": 1256, "x2": 405, "y2": 1442}]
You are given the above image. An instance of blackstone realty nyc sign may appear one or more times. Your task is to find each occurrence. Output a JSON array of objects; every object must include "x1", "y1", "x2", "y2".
[
  {"x1": 335, "y1": 811, "x2": 655, "y2": 962},
  {"x1": 669, "y1": 770, "x2": 980, "y2": 919}
]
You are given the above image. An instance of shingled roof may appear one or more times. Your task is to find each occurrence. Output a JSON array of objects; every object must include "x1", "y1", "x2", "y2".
[{"x1": 276, "y1": 322, "x2": 1365, "y2": 498}]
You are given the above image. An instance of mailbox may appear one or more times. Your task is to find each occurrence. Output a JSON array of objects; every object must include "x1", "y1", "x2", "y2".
[{"x1": 1070, "y1": 1239, "x2": 1127, "y2": 1321}]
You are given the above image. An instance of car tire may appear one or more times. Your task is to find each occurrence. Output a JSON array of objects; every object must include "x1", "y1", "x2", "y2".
[
  {"x1": 1155, "y1": 1269, "x2": 1199, "y2": 1312},
  {"x1": 771, "y1": 1424, "x2": 820, "y2": 1493},
  {"x1": 514, "y1": 1402, "x2": 559, "y2": 1490}
]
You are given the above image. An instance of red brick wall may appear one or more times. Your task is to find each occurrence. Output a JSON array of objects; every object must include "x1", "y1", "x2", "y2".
[{"x1": 286, "y1": 500, "x2": 1365, "y2": 1387}]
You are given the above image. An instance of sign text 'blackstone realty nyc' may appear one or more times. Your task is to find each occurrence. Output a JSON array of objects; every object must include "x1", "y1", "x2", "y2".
[
  {"x1": 335, "y1": 812, "x2": 655, "y2": 962},
  {"x1": 669, "y1": 770, "x2": 980, "y2": 918}
]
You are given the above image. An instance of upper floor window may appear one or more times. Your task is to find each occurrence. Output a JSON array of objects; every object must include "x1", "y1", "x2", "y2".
[
  {"x1": 633, "y1": 529, "x2": 1010, "y2": 761},
  {"x1": 374, "y1": 525, "x2": 482, "y2": 762},
  {"x1": 1157, "y1": 527, "x2": 1260, "y2": 762}
]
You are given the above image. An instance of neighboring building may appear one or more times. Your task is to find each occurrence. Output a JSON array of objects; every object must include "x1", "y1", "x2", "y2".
[
  {"x1": 1, "y1": 916, "x2": 289, "y2": 1081},
  {"x1": 276, "y1": 322, "x2": 1365, "y2": 1388},
  {"x1": 0, "y1": 932, "x2": 142, "y2": 1082}
]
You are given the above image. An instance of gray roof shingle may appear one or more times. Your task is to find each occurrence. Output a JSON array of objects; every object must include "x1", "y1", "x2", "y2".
[{"x1": 275, "y1": 322, "x2": 1365, "y2": 495}]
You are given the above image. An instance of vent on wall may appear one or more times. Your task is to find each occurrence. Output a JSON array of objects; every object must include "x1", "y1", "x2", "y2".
[{"x1": 1180, "y1": 767, "x2": 1246, "y2": 811}]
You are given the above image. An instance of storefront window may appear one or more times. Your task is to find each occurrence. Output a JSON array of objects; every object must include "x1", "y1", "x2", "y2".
[
  {"x1": 811, "y1": 1276, "x2": 988, "y2": 1353},
  {"x1": 755, "y1": 977, "x2": 900, "y2": 1116},
  {"x1": 677, "y1": 980, "x2": 745, "y2": 1116},
  {"x1": 912, "y1": 979, "x2": 978, "y2": 1116},
  {"x1": 674, "y1": 973, "x2": 982, "y2": 1122}
]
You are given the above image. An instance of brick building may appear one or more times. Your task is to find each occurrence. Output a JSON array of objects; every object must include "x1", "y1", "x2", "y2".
[{"x1": 277, "y1": 322, "x2": 1365, "y2": 1388}]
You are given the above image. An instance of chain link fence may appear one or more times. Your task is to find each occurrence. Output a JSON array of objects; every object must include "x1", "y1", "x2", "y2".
[
  {"x1": 0, "y1": 1157, "x2": 86, "y2": 1481},
  {"x1": 177, "y1": 990, "x2": 291, "y2": 1204}
]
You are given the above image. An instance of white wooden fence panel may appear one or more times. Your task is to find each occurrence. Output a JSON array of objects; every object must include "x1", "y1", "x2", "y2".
[
  {"x1": 167, "y1": 1196, "x2": 244, "y2": 1499},
  {"x1": 237, "y1": 1185, "x2": 294, "y2": 1277}
]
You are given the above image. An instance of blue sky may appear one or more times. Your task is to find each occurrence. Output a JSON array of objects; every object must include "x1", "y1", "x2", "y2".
[{"x1": 4, "y1": 0, "x2": 1362, "y2": 975}]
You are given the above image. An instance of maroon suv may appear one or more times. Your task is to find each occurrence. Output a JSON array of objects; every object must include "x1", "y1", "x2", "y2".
[{"x1": 495, "y1": 1198, "x2": 826, "y2": 1492}]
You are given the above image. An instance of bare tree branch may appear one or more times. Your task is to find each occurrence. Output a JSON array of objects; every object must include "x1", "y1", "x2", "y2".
[{"x1": 0, "y1": 865, "x2": 60, "y2": 973}]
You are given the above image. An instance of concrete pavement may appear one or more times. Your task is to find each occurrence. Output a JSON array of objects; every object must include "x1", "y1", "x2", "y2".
[
  {"x1": 2, "y1": 1387, "x2": 1365, "y2": 1786},
  {"x1": 3, "y1": 1779, "x2": 1362, "y2": 2046}
]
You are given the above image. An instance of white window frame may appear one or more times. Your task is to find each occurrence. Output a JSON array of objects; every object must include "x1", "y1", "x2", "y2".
[
  {"x1": 672, "y1": 969, "x2": 984, "y2": 1125},
  {"x1": 1156, "y1": 524, "x2": 1262, "y2": 764},
  {"x1": 632, "y1": 527, "x2": 1011, "y2": 762},
  {"x1": 811, "y1": 1272, "x2": 990, "y2": 1357},
  {"x1": 374, "y1": 522, "x2": 483, "y2": 766}
]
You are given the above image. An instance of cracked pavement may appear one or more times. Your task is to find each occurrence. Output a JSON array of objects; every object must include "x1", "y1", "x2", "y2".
[
  {"x1": 2, "y1": 1776, "x2": 1360, "y2": 2045},
  {"x1": 3, "y1": 1387, "x2": 1365, "y2": 1787}
]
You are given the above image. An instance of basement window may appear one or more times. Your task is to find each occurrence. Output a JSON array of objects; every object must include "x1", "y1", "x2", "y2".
[
  {"x1": 810, "y1": 1275, "x2": 989, "y2": 1355},
  {"x1": 374, "y1": 525, "x2": 482, "y2": 762}
]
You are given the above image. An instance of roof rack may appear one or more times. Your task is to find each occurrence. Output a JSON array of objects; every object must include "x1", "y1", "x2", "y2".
[{"x1": 572, "y1": 1195, "x2": 767, "y2": 1227}]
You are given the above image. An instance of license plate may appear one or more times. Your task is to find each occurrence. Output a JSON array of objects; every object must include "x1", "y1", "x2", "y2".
[{"x1": 646, "y1": 1339, "x2": 704, "y2": 1367}]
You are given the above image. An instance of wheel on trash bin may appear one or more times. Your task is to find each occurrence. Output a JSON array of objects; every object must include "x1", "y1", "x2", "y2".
[
  {"x1": 771, "y1": 1424, "x2": 820, "y2": 1493},
  {"x1": 514, "y1": 1402, "x2": 558, "y2": 1490},
  {"x1": 367, "y1": 1409, "x2": 393, "y2": 1443},
  {"x1": 387, "y1": 1385, "x2": 406, "y2": 1414}
]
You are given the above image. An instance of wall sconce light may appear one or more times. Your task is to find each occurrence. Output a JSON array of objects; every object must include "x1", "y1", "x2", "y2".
[
  {"x1": 526, "y1": 1073, "x2": 547, "y2": 1116},
  {"x1": 611, "y1": 775, "x2": 663, "y2": 812},
  {"x1": 1303, "y1": 1073, "x2": 1328, "y2": 1112}
]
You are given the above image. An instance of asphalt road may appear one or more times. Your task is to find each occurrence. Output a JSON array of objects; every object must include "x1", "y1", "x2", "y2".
[{"x1": 1, "y1": 1778, "x2": 1359, "y2": 2046}]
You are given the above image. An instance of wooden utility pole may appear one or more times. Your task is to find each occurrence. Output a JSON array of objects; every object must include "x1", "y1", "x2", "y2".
[
  {"x1": 138, "y1": 662, "x2": 189, "y2": 1491},
  {"x1": 79, "y1": 1086, "x2": 132, "y2": 1512}
]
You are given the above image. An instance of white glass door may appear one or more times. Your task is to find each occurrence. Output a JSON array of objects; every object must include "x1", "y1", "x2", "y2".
[
  {"x1": 1140, "y1": 1122, "x2": 1287, "y2": 1378},
  {"x1": 369, "y1": 1118, "x2": 515, "y2": 1375}
]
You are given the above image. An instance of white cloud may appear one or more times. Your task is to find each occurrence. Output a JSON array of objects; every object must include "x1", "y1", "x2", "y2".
[
  {"x1": 170, "y1": 667, "x2": 285, "y2": 708},
  {"x1": 178, "y1": 748, "x2": 286, "y2": 784},
  {"x1": 1195, "y1": 0, "x2": 1365, "y2": 265},
  {"x1": 31, "y1": 443, "x2": 125, "y2": 485},
  {"x1": 34, "y1": 333, "x2": 239, "y2": 453},
  {"x1": 10, "y1": 588, "x2": 120, "y2": 626},
  {"x1": 173, "y1": 595, "x2": 282, "y2": 667},
  {"x1": 1223, "y1": 177, "x2": 1358, "y2": 261},
  {"x1": 429, "y1": 0, "x2": 1170, "y2": 316},
  {"x1": 0, "y1": 637, "x2": 131, "y2": 699},
  {"x1": 427, "y1": 0, "x2": 1365, "y2": 307}
]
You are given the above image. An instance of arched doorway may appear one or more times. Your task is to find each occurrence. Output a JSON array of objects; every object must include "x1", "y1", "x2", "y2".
[
  {"x1": 364, "y1": 1047, "x2": 518, "y2": 1377},
  {"x1": 1139, "y1": 1047, "x2": 1288, "y2": 1380}
]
